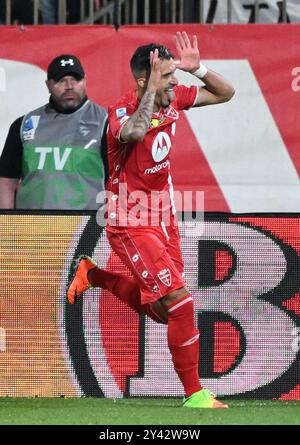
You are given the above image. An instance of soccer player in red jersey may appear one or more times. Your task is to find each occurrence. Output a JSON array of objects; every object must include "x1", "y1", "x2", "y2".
[{"x1": 67, "y1": 32, "x2": 234, "y2": 408}]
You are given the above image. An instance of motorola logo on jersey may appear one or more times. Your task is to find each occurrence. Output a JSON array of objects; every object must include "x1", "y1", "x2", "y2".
[
  {"x1": 152, "y1": 132, "x2": 171, "y2": 162},
  {"x1": 144, "y1": 160, "x2": 170, "y2": 175}
]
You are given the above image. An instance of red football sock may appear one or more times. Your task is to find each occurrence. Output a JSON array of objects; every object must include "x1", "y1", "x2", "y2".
[
  {"x1": 166, "y1": 295, "x2": 202, "y2": 398},
  {"x1": 87, "y1": 268, "x2": 165, "y2": 324}
]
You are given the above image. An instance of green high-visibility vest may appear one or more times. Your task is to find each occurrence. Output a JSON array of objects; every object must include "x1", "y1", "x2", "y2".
[{"x1": 17, "y1": 100, "x2": 107, "y2": 210}]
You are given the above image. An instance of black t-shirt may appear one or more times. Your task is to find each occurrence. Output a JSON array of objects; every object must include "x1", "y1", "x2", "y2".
[
  {"x1": 0, "y1": 116, "x2": 24, "y2": 178},
  {"x1": 0, "y1": 109, "x2": 109, "y2": 183}
]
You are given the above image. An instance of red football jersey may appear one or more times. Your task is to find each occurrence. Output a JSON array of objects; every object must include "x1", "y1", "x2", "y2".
[{"x1": 106, "y1": 84, "x2": 198, "y2": 227}]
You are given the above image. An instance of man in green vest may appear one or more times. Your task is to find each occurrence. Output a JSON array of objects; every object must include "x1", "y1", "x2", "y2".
[{"x1": 0, "y1": 54, "x2": 108, "y2": 210}]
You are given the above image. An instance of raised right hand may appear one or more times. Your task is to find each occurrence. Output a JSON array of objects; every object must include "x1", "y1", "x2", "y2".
[{"x1": 147, "y1": 49, "x2": 162, "y2": 93}]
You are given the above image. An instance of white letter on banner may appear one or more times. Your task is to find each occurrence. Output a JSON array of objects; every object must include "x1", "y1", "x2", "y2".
[
  {"x1": 0, "y1": 67, "x2": 5, "y2": 92},
  {"x1": 176, "y1": 61, "x2": 300, "y2": 212},
  {"x1": 128, "y1": 221, "x2": 298, "y2": 396},
  {"x1": 291, "y1": 67, "x2": 300, "y2": 92},
  {"x1": 0, "y1": 59, "x2": 49, "y2": 157}
]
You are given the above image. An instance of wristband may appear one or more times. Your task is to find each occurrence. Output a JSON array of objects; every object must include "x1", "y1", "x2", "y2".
[{"x1": 192, "y1": 64, "x2": 208, "y2": 79}]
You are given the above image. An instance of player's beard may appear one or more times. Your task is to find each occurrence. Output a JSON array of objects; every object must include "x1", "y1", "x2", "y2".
[
  {"x1": 166, "y1": 88, "x2": 175, "y2": 102},
  {"x1": 160, "y1": 88, "x2": 175, "y2": 108}
]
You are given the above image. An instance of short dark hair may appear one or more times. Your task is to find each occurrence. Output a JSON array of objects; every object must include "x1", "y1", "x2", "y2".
[{"x1": 130, "y1": 44, "x2": 174, "y2": 78}]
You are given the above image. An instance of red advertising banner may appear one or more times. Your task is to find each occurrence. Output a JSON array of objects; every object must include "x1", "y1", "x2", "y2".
[{"x1": 0, "y1": 24, "x2": 299, "y2": 212}]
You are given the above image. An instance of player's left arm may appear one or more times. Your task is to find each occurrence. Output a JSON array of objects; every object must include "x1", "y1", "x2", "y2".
[
  {"x1": 174, "y1": 31, "x2": 235, "y2": 107},
  {"x1": 194, "y1": 69, "x2": 235, "y2": 107}
]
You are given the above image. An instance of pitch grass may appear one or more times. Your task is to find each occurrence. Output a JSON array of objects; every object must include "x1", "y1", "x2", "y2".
[{"x1": 0, "y1": 398, "x2": 300, "y2": 425}]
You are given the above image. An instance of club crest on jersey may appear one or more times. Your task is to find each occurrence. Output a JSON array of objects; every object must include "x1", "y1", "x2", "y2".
[
  {"x1": 116, "y1": 108, "x2": 127, "y2": 118},
  {"x1": 165, "y1": 106, "x2": 179, "y2": 120},
  {"x1": 157, "y1": 269, "x2": 172, "y2": 287},
  {"x1": 22, "y1": 115, "x2": 40, "y2": 141}
]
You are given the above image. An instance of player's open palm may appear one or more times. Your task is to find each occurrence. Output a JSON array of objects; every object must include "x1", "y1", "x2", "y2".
[{"x1": 174, "y1": 32, "x2": 200, "y2": 73}]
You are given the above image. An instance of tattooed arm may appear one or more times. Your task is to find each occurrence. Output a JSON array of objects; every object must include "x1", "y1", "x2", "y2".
[
  {"x1": 120, "y1": 49, "x2": 161, "y2": 143},
  {"x1": 120, "y1": 90, "x2": 156, "y2": 143}
]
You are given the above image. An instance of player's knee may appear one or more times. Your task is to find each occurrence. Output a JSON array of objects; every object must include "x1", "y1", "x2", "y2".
[
  {"x1": 151, "y1": 300, "x2": 168, "y2": 323},
  {"x1": 161, "y1": 286, "x2": 189, "y2": 307}
]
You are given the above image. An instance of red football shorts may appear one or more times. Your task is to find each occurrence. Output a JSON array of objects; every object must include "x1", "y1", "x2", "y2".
[{"x1": 106, "y1": 217, "x2": 185, "y2": 304}]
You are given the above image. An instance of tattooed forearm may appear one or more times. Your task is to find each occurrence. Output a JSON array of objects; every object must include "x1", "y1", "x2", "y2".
[{"x1": 120, "y1": 90, "x2": 156, "y2": 142}]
